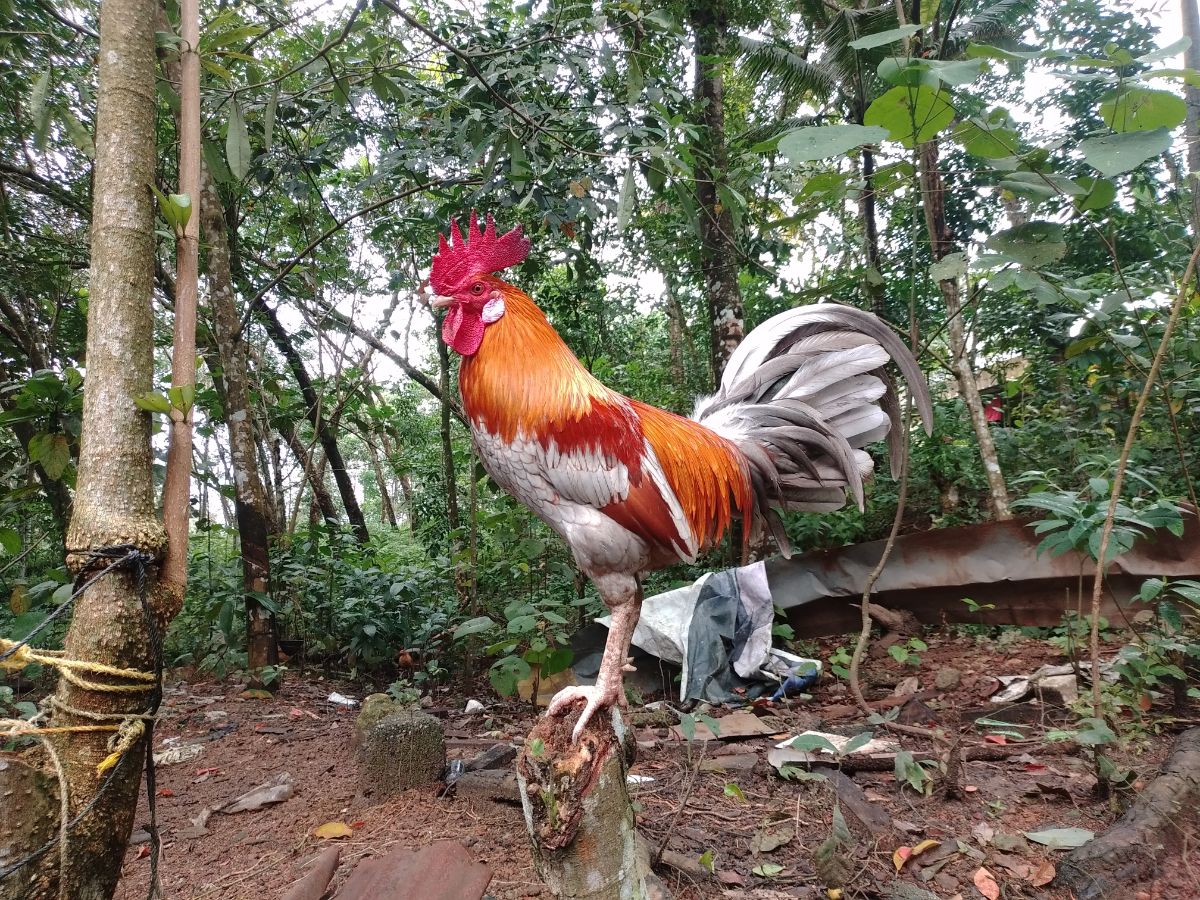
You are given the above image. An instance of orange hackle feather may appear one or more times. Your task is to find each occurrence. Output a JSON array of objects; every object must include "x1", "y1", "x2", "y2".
[{"x1": 458, "y1": 278, "x2": 752, "y2": 559}]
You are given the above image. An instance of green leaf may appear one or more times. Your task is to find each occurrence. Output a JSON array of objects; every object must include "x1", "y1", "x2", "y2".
[
  {"x1": 1100, "y1": 87, "x2": 1187, "y2": 133},
  {"x1": 1136, "y1": 37, "x2": 1192, "y2": 65},
  {"x1": 167, "y1": 384, "x2": 195, "y2": 413},
  {"x1": 697, "y1": 713, "x2": 722, "y2": 738},
  {"x1": 879, "y1": 57, "x2": 987, "y2": 87},
  {"x1": 226, "y1": 100, "x2": 251, "y2": 180},
  {"x1": 489, "y1": 656, "x2": 531, "y2": 697},
  {"x1": 952, "y1": 118, "x2": 1019, "y2": 157},
  {"x1": 1024, "y1": 827, "x2": 1095, "y2": 849},
  {"x1": 0, "y1": 527, "x2": 21, "y2": 556},
  {"x1": 842, "y1": 731, "x2": 875, "y2": 754},
  {"x1": 60, "y1": 109, "x2": 95, "y2": 159},
  {"x1": 723, "y1": 782, "x2": 747, "y2": 801},
  {"x1": 777, "y1": 124, "x2": 890, "y2": 164},
  {"x1": 29, "y1": 68, "x2": 51, "y2": 150},
  {"x1": 985, "y1": 222, "x2": 1067, "y2": 267},
  {"x1": 28, "y1": 433, "x2": 69, "y2": 479},
  {"x1": 1074, "y1": 176, "x2": 1117, "y2": 210},
  {"x1": 1080, "y1": 128, "x2": 1173, "y2": 177},
  {"x1": 864, "y1": 85, "x2": 955, "y2": 148},
  {"x1": 263, "y1": 88, "x2": 278, "y2": 153},
  {"x1": 848, "y1": 24, "x2": 923, "y2": 51},
  {"x1": 752, "y1": 863, "x2": 785, "y2": 877},
  {"x1": 1075, "y1": 717, "x2": 1117, "y2": 746},
  {"x1": 698, "y1": 849, "x2": 715, "y2": 873},
  {"x1": 616, "y1": 163, "x2": 636, "y2": 232},
  {"x1": 151, "y1": 186, "x2": 192, "y2": 235},
  {"x1": 788, "y1": 733, "x2": 840, "y2": 754},
  {"x1": 134, "y1": 391, "x2": 172, "y2": 414},
  {"x1": 929, "y1": 251, "x2": 966, "y2": 282},
  {"x1": 453, "y1": 615, "x2": 496, "y2": 640},
  {"x1": 966, "y1": 43, "x2": 1066, "y2": 62}
]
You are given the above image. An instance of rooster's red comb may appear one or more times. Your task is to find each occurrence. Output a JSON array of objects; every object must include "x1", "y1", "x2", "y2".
[{"x1": 429, "y1": 211, "x2": 530, "y2": 295}]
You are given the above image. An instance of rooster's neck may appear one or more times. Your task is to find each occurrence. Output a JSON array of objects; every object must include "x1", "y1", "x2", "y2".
[{"x1": 458, "y1": 279, "x2": 612, "y2": 442}]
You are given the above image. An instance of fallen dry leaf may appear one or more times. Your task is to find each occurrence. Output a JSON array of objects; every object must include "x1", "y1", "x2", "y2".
[
  {"x1": 973, "y1": 866, "x2": 1000, "y2": 900},
  {"x1": 717, "y1": 869, "x2": 745, "y2": 886},
  {"x1": 1030, "y1": 859, "x2": 1055, "y2": 887},
  {"x1": 313, "y1": 821, "x2": 354, "y2": 840},
  {"x1": 983, "y1": 734, "x2": 1007, "y2": 745},
  {"x1": 893, "y1": 846, "x2": 913, "y2": 872},
  {"x1": 912, "y1": 839, "x2": 941, "y2": 858}
]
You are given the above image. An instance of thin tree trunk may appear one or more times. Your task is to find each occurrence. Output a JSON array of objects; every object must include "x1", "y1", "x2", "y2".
[
  {"x1": 859, "y1": 148, "x2": 887, "y2": 317},
  {"x1": 689, "y1": 0, "x2": 744, "y2": 383},
  {"x1": 270, "y1": 434, "x2": 287, "y2": 531},
  {"x1": 365, "y1": 438, "x2": 398, "y2": 527},
  {"x1": 285, "y1": 426, "x2": 339, "y2": 528},
  {"x1": 918, "y1": 140, "x2": 1012, "y2": 519},
  {"x1": 199, "y1": 172, "x2": 279, "y2": 681},
  {"x1": 255, "y1": 305, "x2": 369, "y2": 543},
  {"x1": 2, "y1": 4, "x2": 168, "y2": 896},
  {"x1": 436, "y1": 335, "x2": 460, "y2": 535},
  {"x1": 1184, "y1": 0, "x2": 1200, "y2": 236},
  {"x1": 159, "y1": 0, "x2": 200, "y2": 606},
  {"x1": 662, "y1": 274, "x2": 687, "y2": 394}
]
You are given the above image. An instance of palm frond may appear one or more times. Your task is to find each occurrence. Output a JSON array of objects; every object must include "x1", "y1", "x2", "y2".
[
  {"x1": 733, "y1": 114, "x2": 823, "y2": 150},
  {"x1": 945, "y1": 0, "x2": 1035, "y2": 51},
  {"x1": 736, "y1": 36, "x2": 839, "y2": 105}
]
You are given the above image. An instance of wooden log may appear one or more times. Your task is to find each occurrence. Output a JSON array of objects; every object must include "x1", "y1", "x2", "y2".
[
  {"x1": 1057, "y1": 727, "x2": 1200, "y2": 899},
  {"x1": 516, "y1": 709, "x2": 661, "y2": 899}
]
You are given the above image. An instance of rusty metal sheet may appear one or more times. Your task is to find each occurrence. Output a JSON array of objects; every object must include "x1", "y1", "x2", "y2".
[
  {"x1": 335, "y1": 840, "x2": 492, "y2": 900},
  {"x1": 770, "y1": 516, "x2": 1200, "y2": 637}
]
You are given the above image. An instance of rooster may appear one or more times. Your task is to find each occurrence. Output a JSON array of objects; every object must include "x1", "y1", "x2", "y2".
[{"x1": 430, "y1": 212, "x2": 932, "y2": 741}]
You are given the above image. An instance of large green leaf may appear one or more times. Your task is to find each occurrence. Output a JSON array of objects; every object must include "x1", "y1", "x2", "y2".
[
  {"x1": 848, "y1": 24, "x2": 923, "y2": 51},
  {"x1": 952, "y1": 118, "x2": 1019, "y2": 157},
  {"x1": 226, "y1": 100, "x2": 251, "y2": 180},
  {"x1": 864, "y1": 85, "x2": 955, "y2": 147},
  {"x1": 778, "y1": 124, "x2": 890, "y2": 164},
  {"x1": 878, "y1": 57, "x2": 987, "y2": 88},
  {"x1": 28, "y1": 433, "x2": 70, "y2": 480},
  {"x1": 985, "y1": 222, "x2": 1067, "y2": 267},
  {"x1": 1100, "y1": 87, "x2": 1186, "y2": 133},
  {"x1": 1080, "y1": 128, "x2": 1172, "y2": 176}
]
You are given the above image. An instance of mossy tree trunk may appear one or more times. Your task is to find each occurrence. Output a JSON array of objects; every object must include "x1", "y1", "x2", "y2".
[{"x1": 0, "y1": 2, "x2": 169, "y2": 897}]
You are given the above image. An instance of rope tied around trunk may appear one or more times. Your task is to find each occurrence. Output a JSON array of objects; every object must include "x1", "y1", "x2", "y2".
[{"x1": 0, "y1": 637, "x2": 158, "y2": 692}]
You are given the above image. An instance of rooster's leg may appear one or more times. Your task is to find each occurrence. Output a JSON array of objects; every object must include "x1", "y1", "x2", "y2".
[{"x1": 547, "y1": 575, "x2": 642, "y2": 742}]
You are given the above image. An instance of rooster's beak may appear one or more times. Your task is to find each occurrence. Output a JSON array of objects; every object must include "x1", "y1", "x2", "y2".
[{"x1": 429, "y1": 295, "x2": 454, "y2": 309}]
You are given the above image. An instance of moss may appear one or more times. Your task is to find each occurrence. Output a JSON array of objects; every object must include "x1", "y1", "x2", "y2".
[{"x1": 354, "y1": 707, "x2": 445, "y2": 798}]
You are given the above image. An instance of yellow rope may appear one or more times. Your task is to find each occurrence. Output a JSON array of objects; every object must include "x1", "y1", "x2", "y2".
[{"x1": 0, "y1": 638, "x2": 157, "y2": 692}]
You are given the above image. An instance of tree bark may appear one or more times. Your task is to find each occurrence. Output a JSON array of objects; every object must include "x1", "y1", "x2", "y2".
[
  {"x1": 917, "y1": 140, "x2": 1012, "y2": 520},
  {"x1": 858, "y1": 148, "x2": 887, "y2": 317},
  {"x1": 1, "y1": 4, "x2": 169, "y2": 897},
  {"x1": 689, "y1": 0, "x2": 744, "y2": 383},
  {"x1": 255, "y1": 303, "x2": 370, "y2": 544},
  {"x1": 160, "y1": 0, "x2": 201, "y2": 606}
]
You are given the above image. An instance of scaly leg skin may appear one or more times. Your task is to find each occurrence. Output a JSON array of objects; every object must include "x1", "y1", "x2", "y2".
[{"x1": 547, "y1": 580, "x2": 642, "y2": 743}]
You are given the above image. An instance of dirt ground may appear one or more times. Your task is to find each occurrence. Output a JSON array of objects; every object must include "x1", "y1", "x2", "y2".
[{"x1": 105, "y1": 631, "x2": 1197, "y2": 900}]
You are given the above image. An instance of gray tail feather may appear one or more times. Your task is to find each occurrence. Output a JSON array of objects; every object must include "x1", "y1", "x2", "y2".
[{"x1": 692, "y1": 303, "x2": 933, "y2": 556}]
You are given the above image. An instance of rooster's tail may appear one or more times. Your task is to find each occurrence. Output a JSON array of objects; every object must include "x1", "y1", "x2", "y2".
[{"x1": 692, "y1": 303, "x2": 933, "y2": 555}]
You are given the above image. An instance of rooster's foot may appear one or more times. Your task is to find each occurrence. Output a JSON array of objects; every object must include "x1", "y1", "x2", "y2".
[{"x1": 546, "y1": 681, "x2": 624, "y2": 743}]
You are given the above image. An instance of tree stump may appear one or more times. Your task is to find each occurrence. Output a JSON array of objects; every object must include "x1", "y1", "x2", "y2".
[
  {"x1": 516, "y1": 709, "x2": 658, "y2": 899},
  {"x1": 353, "y1": 694, "x2": 445, "y2": 799},
  {"x1": 0, "y1": 754, "x2": 60, "y2": 900}
]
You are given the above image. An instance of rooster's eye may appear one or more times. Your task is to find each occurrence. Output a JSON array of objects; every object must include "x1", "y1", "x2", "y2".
[{"x1": 470, "y1": 283, "x2": 484, "y2": 295}]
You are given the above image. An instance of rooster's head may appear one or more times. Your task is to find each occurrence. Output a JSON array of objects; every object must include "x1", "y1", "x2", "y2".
[{"x1": 429, "y1": 211, "x2": 530, "y2": 356}]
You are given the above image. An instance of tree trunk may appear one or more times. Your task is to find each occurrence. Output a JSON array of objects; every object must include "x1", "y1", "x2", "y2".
[
  {"x1": 285, "y1": 425, "x2": 339, "y2": 529},
  {"x1": 917, "y1": 140, "x2": 1012, "y2": 520},
  {"x1": 689, "y1": 0, "x2": 744, "y2": 383},
  {"x1": 159, "y1": 0, "x2": 200, "y2": 605},
  {"x1": 199, "y1": 172, "x2": 279, "y2": 681},
  {"x1": 436, "y1": 335, "x2": 460, "y2": 535},
  {"x1": 366, "y1": 438, "x2": 398, "y2": 527},
  {"x1": 858, "y1": 148, "x2": 887, "y2": 317},
  {"x1": 517, "y1": 712, "x2": 655, "y2": 899},
  {"x1": 255, "y1": 304, "x2": 369, "y2": 544},
  {"x1": 0, "y1": 4, "x2": 168, "y2": 897},
  {"x1": 1184, "y1": 0, "x2": 1200, "y2": 236}
]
